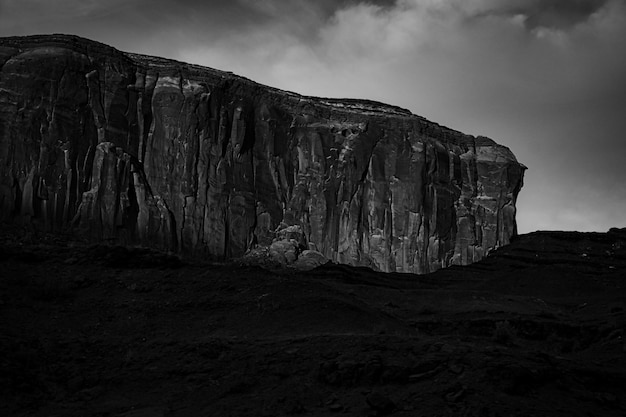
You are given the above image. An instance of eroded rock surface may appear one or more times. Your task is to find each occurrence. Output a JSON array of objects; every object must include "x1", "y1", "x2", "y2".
[{"x1": 0, "y1": 35, "x2": 525, "y2": 273}]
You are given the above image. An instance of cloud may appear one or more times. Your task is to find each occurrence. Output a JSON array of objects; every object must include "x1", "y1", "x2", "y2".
[
  {"x1": 176, "y1": 0, "x2": 625, "y2": 104},
  {"x1": 497, "y1": 0, "x2": 609, "y2": 30},
  {"x1": 0, "y1": 0, "x2": 624, "y2": 232},
  {"x1": 0, "y1": 0, "x2": 131, "y2": 22},
  {"x1": 447, "y1": 0, "x2": 609, "y2": 29}
]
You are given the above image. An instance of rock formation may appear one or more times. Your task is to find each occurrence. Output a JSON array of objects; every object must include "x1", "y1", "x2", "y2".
[{"x1": 0, "y1": 35, "x2": 525, "y2": 273}]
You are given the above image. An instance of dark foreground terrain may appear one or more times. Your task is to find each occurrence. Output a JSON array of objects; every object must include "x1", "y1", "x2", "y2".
[{"x1": 1, "y1": 226, "x2": 626, "y2": 417}]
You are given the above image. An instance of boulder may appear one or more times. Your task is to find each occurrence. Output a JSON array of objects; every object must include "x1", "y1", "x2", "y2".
[
  {"x1": 269, "y1": 240, "x2": 299, "y2": 265},
  {"x1": 292, "y1": 250, "x2": 328, "y2": 271}
]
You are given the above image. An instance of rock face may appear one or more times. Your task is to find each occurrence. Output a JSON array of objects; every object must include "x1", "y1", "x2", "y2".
[{"x1": 0, "y1": 35, "x2": 525, "y2": 273}]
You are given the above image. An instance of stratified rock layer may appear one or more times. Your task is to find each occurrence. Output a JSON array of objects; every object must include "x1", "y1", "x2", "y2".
[{"x1": 0, "y1": 35, "x2": 525, "y2": 273}]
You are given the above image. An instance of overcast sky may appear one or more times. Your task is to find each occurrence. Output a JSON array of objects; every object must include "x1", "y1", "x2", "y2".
[{"x1": 1, "y1": 0, "x2": 625, "y2": 233}]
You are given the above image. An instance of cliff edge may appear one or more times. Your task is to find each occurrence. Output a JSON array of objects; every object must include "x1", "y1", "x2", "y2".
[{"x1": 0, "y1": 34, "x2": 525, "y2": 273}]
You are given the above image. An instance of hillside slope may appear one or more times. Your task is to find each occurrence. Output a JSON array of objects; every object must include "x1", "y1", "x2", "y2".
[{"x1": 1, "y1": 226, "x2": 625, "y2": 416}]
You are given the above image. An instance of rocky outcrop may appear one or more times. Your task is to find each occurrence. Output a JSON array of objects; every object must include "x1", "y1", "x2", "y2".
[{"x1": 0, "y1": 35, "x2": 525, "y2": 273}]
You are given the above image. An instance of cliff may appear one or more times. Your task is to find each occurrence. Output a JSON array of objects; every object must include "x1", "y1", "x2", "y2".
[{"x1": 0, "y1": 34, "x2": 525, "y2": 273}]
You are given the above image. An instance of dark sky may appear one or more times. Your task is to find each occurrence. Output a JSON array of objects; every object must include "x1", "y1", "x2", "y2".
[{"x1": 1, "y1": 0, "x2": 625, "y2": 233}]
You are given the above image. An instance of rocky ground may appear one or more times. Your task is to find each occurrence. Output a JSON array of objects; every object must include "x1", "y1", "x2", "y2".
[{"x1": 1, "y1": 225, "x2": 626, "y2": 417}]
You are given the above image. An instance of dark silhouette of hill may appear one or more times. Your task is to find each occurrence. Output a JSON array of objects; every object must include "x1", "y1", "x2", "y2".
[{"x1": 1, "y1": 225, "x2": 625, "y2": 416}]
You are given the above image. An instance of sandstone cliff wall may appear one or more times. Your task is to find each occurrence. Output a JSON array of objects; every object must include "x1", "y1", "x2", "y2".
[{"x1": 0, "y1": 35, "x2": 525, "y2": 273}]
